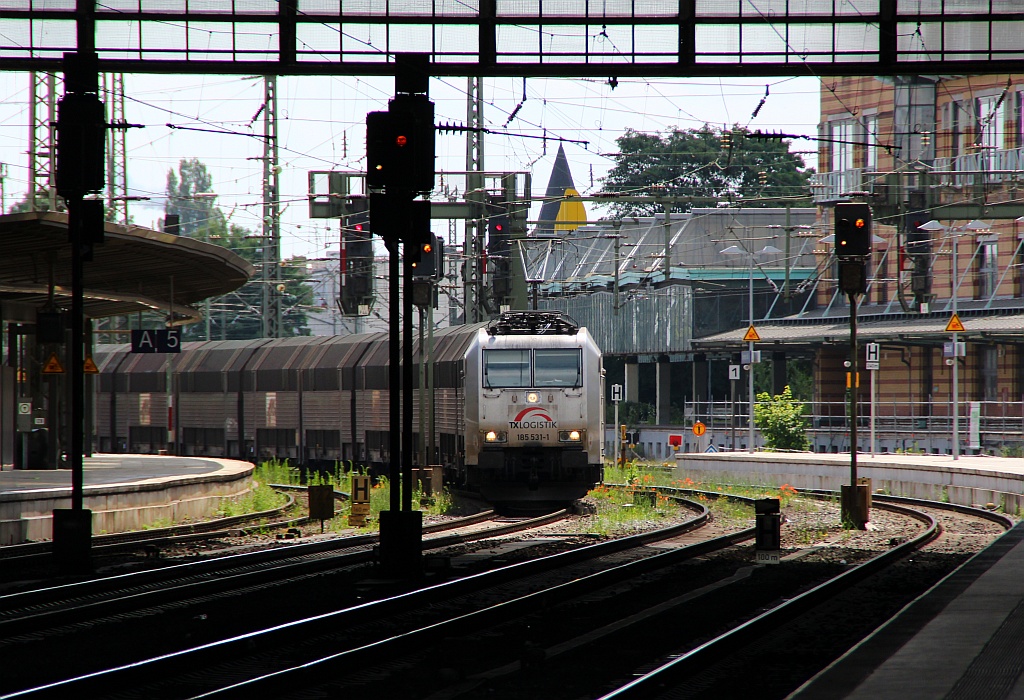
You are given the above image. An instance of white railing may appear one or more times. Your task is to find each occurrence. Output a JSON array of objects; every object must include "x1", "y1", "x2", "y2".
[
  {"x1": 810, "y1": 168, "x2": 871, "y2": 203},
  {"x1": 682, "y1": 399, "x2": 1024, "y2": 453},
  {"x1": 933, "y1": 147, "x2": 1024, "y2": 188}
]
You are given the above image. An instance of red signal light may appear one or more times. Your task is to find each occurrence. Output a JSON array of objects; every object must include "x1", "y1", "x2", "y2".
[
  {"x1": 353, "y1": 223, "x2": 364, "y2": 232},
  {"x1": 395, "y1": 134, "x2": 408, "y2": 147},
  {"x1": 494, "y1": 223, "x2": 503, "y2": 232}
]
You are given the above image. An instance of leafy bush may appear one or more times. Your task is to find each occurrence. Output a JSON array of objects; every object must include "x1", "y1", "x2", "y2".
[{"x1": 753, "y1": 385, "x2": 810, "y2": 451}]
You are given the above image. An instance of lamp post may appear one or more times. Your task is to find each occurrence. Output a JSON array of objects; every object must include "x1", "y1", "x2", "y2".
[
  {"x1": 916, "y1": 219, "x2": 990, "y2": 459},
  {"x1": 721, "y1": 244, "x2": 782, "y2": 452}
]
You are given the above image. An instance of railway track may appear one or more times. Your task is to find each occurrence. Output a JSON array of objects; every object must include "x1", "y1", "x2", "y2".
[
  {"x1": 1, "y1": 494, "x2": 713, "y2": 698},
  {"x1": 0, "y1": 484, "x2": 319, "y2": 568},
  {"x1": 2, "y1": 490, "x2": 1011, "y2": 699},
  {"x1": 0, "y1": 508, "x2": 584, "y2": 693}
]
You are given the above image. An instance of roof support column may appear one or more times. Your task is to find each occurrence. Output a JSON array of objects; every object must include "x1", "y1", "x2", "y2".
[{"x1": 656, "y1": 355, "x2": 671, "y2": 426}]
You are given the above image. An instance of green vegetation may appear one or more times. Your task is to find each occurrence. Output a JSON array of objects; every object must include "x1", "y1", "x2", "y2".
[
  {"x1": 753, "y1": 385, "x2": 810, "y2": 451},
  {"x1": 216, "y1": 473, "x2": 289, "y2": 517},
  {"x1": 165, "y1": 157, "x2": 317, "y2": 340},
  {"x1": 590, "y1": 462, "x2": 810, "y2": 535},
  {"x1": 600, "y1": 125, "x2": 812, "y2": 218}
]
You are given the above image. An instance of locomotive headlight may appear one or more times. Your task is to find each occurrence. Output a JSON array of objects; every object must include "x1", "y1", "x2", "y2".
[
  {"x1": 526, "y1": 392, "x2": 540, "y2": 404},
  {"x1": 484, "y1": 430, "x2": 507, "y2": 443},
  {"x1": 559, "y1": 430, "x2": 583, "y2": 442}
]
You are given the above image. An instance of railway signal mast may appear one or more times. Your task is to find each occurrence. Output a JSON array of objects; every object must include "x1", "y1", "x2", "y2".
[
  {"x1": 834, "y1": 201, "x2": 872, "y2": 529},
  {"x1": 366, "y1": 55, "x2": 436, "y2": 574}
]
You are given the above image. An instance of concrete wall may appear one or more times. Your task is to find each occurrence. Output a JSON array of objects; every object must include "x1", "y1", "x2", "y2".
[
  {"x1": 0, "y1": 463, "x2": 255, "y2": 544},
  {"x1": 676, "y1": 452, "x2": 1024, "y2": 515}
]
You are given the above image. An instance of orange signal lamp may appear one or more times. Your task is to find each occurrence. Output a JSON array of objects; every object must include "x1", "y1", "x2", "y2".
[
  {"x1": 423, "y1": 242, "x2": 433, "y2": 254},
  {"x1": 855, "y1": 218, "x2": 866, "y2": 228}
]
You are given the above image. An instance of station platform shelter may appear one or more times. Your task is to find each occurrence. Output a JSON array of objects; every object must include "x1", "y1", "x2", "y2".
[{"x1": 0, "y1": 211, "x2": 252, "y2": 472}]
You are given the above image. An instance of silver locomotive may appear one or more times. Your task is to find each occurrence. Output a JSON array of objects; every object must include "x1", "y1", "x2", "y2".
[{"x1": 94, "y1": 311, "x2": 604, "y2": 506}]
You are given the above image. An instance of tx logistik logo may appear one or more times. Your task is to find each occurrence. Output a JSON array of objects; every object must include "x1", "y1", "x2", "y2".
[{"x1": 510, "y1": 406, "x2": 557, "y2": 429}]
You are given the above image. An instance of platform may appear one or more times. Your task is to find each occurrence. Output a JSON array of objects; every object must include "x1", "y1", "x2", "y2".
[
  {"x1": 0, "y1": 455, "x2": 255, "y2": 545},
  {"x1": 792, "y1": 520, "x2": 1024, "y2": 699}
]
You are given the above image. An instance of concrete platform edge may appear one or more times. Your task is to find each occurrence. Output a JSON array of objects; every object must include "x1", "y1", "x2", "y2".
[{"x1": 789, "y1": 521, "x2": 1024, "y2": 699}]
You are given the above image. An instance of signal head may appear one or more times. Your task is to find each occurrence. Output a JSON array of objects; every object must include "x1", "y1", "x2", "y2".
[{"x1": 396, "y1": 134, "x2": 408, "y2": 147}]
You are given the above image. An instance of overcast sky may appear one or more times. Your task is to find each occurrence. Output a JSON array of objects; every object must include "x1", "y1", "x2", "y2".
[{"x1": 0, "y1": 72, "x2": 821, "y2": 259}]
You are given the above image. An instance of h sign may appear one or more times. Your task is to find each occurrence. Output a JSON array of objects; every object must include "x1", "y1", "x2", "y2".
[
  {"x1": 131, "y1": 329, "x2": 181, "y2": 353},
  {"x1": 865, "y1": 343, "x2": 880, "y2": 364},
  {"x1": 611, "y1": 384, "x2": 623, "y2": 403}
]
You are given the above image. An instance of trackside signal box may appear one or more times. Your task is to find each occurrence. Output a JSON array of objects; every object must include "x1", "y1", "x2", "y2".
[
  {"x1": 755, "y1": 498, "x2": 781, "y2": 563},
  {"x1": 834, "y1": 202, "x2": 872, "y2": 257}
]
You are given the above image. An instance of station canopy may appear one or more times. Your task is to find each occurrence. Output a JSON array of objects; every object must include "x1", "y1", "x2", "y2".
[{"x1": 0, "y1": 212, "x2": 253, "y2": 323}]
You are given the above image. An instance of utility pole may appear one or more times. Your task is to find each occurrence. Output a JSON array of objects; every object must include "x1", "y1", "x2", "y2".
[
  {"x1": 613, "y1": 221, "x2": 622, "y2": 315},
  {"x1": 29, "y1": 71, "x2": 60, "y2": 212},
  {"x1": 663, "y1": 208, "x2": 672, "y2": 284},
  {"x1": 367, "y1": 55, "x2": 435, "y2": 575},
  {"x1": 102, "y1": 72, "x2": 128, "y2": 224},
  {"x1": 53, "y1": 44, "x2": 107, "y2": 573},
  {"x1": 261, "y1": 76, "x2": 282, "y2": 338},
  {"x1": 464, "y1": 77, "x2": 485, "y2": 323}
]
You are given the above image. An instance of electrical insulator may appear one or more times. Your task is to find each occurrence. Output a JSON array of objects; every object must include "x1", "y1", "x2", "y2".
[
  {"x1": 758, "y1": 171, "x2": 768, "y2": 186},
  {"x1": 720, "y1": 130, "x2": 732, "y2": 150}
]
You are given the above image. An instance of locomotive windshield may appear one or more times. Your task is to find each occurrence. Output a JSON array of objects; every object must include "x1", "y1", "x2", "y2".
[
  {"x1": 483, "y1": 350, "x2": 531, "y2": 387},
  {"x1": 534, "y1": 349, "x2": 581, "y2": 387},
  {"x1": 483, "y1": 348, "x2": 582, "y2": 388}
]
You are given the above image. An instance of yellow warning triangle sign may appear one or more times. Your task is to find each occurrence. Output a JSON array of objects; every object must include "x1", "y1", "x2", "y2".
[
  {"x1": 42, "y1": 352, "x2": 64, "y2": 374},
  {"x1": 945, "y1": 313, "x2": 966, "y2": 333},
  {"x1": 83, "y1": 356, "x2": 99, "y2": 374},
  {"x1": 743, "y1": 325, "x2": 761, "y2": 342}
]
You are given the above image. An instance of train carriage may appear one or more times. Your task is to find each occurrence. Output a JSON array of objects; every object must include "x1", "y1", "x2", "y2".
[{"x1": 94, "y1": 311, "x2": 603, "y2": 506}]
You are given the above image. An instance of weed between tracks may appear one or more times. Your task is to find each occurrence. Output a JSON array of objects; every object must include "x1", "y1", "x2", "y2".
[
  {"x1": 594, "y1": 462, "x2": 832, "y2": 540},
  {"x1": 249, "y1": 459, "x2": 456, "y2": 533}
]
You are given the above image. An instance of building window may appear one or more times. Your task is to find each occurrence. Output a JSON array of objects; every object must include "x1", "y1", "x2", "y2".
[
  {"x1": 980, "y1": 346, "x2": 999, "y2": 401},
  {"x1": 975, "y1": 94, "x2": 1006, "y2": 151},
  {"x1": 977, "y1": 241, "x2": 999, "y2": 299},
  {"x1": 1016, "y1": 92, "x2": 1024, "y2": 149},
  {"x1": 830, "y1": 119, "x2": 855, "y2": 171},
  {"x1": 875, "y1": 250, "x2": 889, "y2": 304},
  {"x1": 861, "y1": 115, "x2": 878, "y2": 170},
  {"x1": 950, "y1": 100, "x2": 965, "y2": 159}
]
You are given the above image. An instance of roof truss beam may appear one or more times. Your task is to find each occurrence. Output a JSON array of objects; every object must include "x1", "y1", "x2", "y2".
[{"x1": 3, "y1": 3, "x2": 1024, "y2": 76}]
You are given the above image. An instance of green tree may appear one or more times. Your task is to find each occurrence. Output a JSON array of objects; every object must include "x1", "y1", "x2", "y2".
[
  {"x1": 8, "y1": 187, "x2": 61, "y2": 214},
  {"x1": 753, "y1": 385, "x2": 810, "y2": 452},
  {"x1": 600, "y1": 126, "x2": 813, "y2": 218},
  {"x1": 166, "y1": 158, "x2": 220, "y2": 238},
  {"x1": 182, "y1": 217, "x2": 318, "y2": 340},
  {"x1": 163, "y1": 159, "x2": 318, "y2": 340}
]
